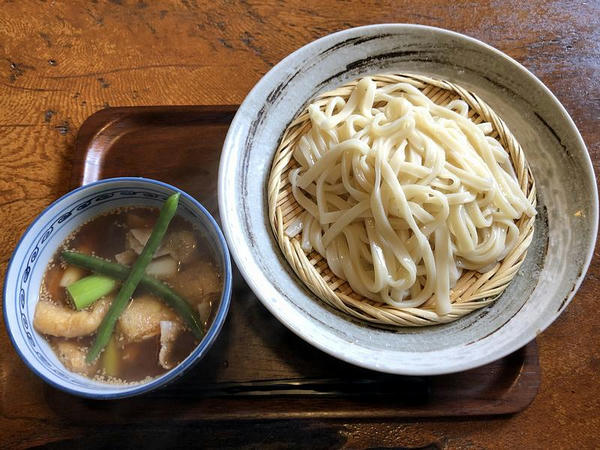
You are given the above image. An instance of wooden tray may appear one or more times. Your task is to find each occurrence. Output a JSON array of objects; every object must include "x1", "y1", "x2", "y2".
[{"x1": 51, "y1": 105, "x2": 540, "y2": 421}]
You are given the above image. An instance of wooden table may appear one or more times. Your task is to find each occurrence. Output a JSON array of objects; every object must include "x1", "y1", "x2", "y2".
[{"x1": 1, "y1": 1, "x2": 598, "y2": 448}]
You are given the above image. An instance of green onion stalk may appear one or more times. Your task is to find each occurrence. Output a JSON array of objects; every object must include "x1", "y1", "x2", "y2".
[{"x1": 84, "y1": 192, "x2": 181, "y2": 363}]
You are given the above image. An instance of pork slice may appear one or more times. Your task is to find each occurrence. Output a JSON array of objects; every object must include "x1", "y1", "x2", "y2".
[
  {"x1": 118, "y1": 295, "x2": 179, "y2": 342},
  {"x1": 171, "y1": 262, "x2": 222, "y2": 304},
  {"x1": 54, "y1": 340, "x2": 96, "y2": 376},
  {"x1": 158, "y1": 320, "x2": 182, "y2": 370}
]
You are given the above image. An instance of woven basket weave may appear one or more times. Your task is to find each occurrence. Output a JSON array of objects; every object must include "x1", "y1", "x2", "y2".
[{"x1": 267, "y1": 73, "x2": 536, "y2": 326}]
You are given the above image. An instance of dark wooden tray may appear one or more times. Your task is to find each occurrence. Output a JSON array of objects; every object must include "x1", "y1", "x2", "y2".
[{"x1": 52, "y1": 105, "x2": 540, "y2": 421}]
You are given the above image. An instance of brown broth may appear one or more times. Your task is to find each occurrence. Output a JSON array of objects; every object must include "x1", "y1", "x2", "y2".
[{"x1": 38, "y1": 206, "x2": 223, "y2": 384}]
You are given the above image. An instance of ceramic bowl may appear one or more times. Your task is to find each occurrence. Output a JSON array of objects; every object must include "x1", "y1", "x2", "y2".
[
  {"x1": 3, "y1": 177, "x2": 232, "y2": 398},
  {"x1": 218, "y1": 24, "x2": 598, "y2": 375}
]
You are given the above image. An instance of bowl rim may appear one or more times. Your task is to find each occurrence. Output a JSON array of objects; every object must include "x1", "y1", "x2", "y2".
[
  {"x1": 218, "y1": 23, "x2": 599, "y2": 375},
  {"x1": 3, "y1": 176, "x2": 233, "y2": 399}
]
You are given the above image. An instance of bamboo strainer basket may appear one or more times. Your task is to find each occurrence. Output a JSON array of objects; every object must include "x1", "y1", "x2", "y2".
[{"x1": 267, "y1": 73, "x2": 536, "y2": 327}]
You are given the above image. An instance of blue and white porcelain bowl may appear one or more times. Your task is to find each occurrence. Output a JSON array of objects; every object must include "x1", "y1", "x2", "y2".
[{"x1": 3, "y1": 177, "x2": 232, "y2": 399}]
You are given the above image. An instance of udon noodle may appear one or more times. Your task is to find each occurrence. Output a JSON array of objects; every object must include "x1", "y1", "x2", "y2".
[{"x1": 286, "y1": 77, "x2": 536, "y2": 315}]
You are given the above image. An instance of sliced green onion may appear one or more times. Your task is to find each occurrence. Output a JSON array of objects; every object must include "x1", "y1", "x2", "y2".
[
  {"x1": 102, "y1": 335, "x2": 120, "y2": 377},
  {"x1": 66, "y1": 275, "x2": 117, "y2": 310}
]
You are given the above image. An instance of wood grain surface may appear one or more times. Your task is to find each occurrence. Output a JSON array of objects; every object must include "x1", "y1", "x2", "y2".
[{"x1": 0, "y1": 1, "x2": 598, "y2": 448}]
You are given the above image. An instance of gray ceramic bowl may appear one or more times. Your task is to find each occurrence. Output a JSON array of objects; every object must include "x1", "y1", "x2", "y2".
[{"x1": 218, "y1": 24, "x2": 598, "y2": 375}]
